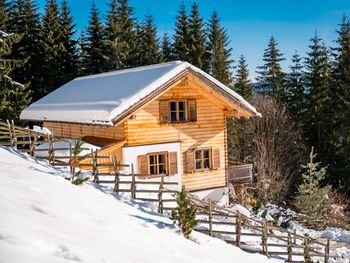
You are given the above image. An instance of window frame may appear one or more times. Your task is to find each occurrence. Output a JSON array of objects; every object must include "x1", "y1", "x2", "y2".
[
  {"x1": 147, "y1": 152, "x2": 168, "y2": 176},
  {"x1": 194, "y1": 148, "x2": 212, "y2": 171},
  {"x1": 169, "y1": 100, "x2": 188, "y2": 123}
]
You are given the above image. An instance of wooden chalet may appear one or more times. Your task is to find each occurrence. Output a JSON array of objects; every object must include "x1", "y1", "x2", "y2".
[{"x1": 21, "y1": 61, "x2": 260, "y2": 205}]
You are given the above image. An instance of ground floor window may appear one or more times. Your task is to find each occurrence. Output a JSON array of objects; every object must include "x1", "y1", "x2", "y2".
[
  {"x1": 149, "y1": 153, "x2": 167, "y2": 175},
  {"x1": 195, "y1": 149, "x2": 211, "y2": 170}
]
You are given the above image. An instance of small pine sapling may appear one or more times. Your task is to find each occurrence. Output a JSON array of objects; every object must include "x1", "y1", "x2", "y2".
[
  {"x1": 171, "y1": 186, "x2": 198, "y2": 238},
  {"x1": 69, "y1": 138, "x2": 84, "y2": 183},
  {"x1": 295, "y1": 147, "x2": 331, "y2": 228}
]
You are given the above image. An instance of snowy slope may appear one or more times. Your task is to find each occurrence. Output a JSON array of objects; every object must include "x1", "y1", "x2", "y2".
[{"x1": 0, "y1": 147, "x2": 278, "y2": 263}]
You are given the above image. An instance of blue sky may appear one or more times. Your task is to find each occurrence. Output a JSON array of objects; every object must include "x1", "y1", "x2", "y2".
[{"x1": 36, "y1": 0, "x2": 350, "y2": 80}]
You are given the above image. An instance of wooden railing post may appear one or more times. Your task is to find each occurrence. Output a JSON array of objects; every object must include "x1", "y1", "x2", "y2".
[
  {"x1": 131, "y1": 164, "x2": 136, "y2": 199},
  {"x1": 293, "y1": 229, "x2": 297, "y2": 245},
  {"x1": 287, "y1": 232, "x2": 292, "y2": 263},
  {"x1": 261, "y1": 220, "x2": 268, "y2": 256},
  {"x1": 324, "y1": 239, "x2": 330, "y2": 263},
  {"x1": 208, "y1": 201, "x2": 213, "y2": 236},
  {"x1": 48, "y1": 135, "x2": 54, "y2": 165},
  {"x1": 92, "y1": 150, "x2": 99, "y2": 183},
  {"x1": 112, "y1": 156, "x2": 120, "y2": 193},
  {"x1": 158, "y1": 175, "x2": 164, "y2": 213},
  {"x1": 236, "y1": 211, "x2": 241, "y2": 247},
  {"x1": 304, "y1": 233, "x2": 310, "y2": 262}
]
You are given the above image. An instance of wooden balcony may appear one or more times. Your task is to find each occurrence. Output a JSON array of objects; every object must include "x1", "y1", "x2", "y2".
[{"x1": 228, "y1": 161, "x2": 253, "y2": 185}]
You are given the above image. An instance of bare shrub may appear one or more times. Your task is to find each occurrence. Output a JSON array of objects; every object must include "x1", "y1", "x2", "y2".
[{"x1": 325, "y1": 190, "x2": 350, "y2": 229}]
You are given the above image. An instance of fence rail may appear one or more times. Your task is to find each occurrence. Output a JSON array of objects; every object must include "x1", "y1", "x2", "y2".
[{"x1": 228, "y1": 162, "x2": 253, "y2": 184}]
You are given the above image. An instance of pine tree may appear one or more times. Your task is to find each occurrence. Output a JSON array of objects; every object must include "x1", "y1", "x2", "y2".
[
  {"x1": 104, "y1": 0, "x2": 136, "y2": 70},
  {"x1": 38, "y1": 0, "x2": 65, "y2": 99},
  {"x1": 295, "y1": 147, "x2": 331, "y2": 226},
  {"x1": 173, "y1": 2, "x2": 190, "y2": 62},
  {"x1": 79, "y1": 3, "x2": 106, "y2": 75},
  {"x1": 134, "y1": 14, "x2": 160, "y2": 66},
  {"x1": 234, "y1": 55, "x2": 252, "y2": 102},
  {"x1": 8, "y1": 0, "x2": 42, "y2": 94},
  {"x1": 161, "y1": 33, "x2": 173, "y2": 62},
  {"x1": 59, "y1": 0, "x2": 78, "y2": 83},
  {"x1": 187, "y1": 2, "x2": 206, "y2": 68},
  {"x1": 256, "y1": 36, "x2": 285, "y2": 96},
  {"x1": 0, "y1": 0, "x2": 9, "y2": 30},
  {"x1": 0, "y1": 31, "x2": 31, "y2": 120},
  {"x1": 206, "y1": 10, "x2": 233, "y2": 86},
  {"x1": 284, "y1": 51, "x2": 305, "y2": 125},
  {"x1": 171, "y1": 186, "x2": 198, "y2": 239}
]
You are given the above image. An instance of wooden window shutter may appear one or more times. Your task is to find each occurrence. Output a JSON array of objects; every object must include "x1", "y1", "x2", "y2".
[
  {"x1": 168, "y1": 152, "x2": 178, "y2": 174},
  {"x1": 186, "y1": 150, "x2": 195, "y2": 173},
  {"x1": 187, "y1": 100, "x2": 197, "y2": 122},
  {"x1": 211, "y1": 148, "x2": 220, "y2": 169},
  {"x1": 159, "y1": 100, "x2": 170, "y2": 124},
  {"x1": 138, "y1": 155, "x2": 148, "y2": 174}
]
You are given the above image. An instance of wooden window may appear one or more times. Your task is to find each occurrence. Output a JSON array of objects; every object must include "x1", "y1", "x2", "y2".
[
  {"x1": 195, "y1": 149, "x2": 211, "y2": 170},
  {"x1": 138, "y1": 152, "x2": 178, "y2": 176},
  {"x1": 185, "y1": 148, "x2": 220, "y2": 173},
  {"x1": 170, "y1": 100, "x2": 187, "y2": 122},
  {"x1": 159, "y1": 100, "x2": 196, "y2": 124}
]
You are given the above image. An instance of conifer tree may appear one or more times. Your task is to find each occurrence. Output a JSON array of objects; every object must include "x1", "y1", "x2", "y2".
[
  {"x1": 256, "y1": 36, "x2": 285, "y2": 96},
  {"x1": 79, "y1": 3, "x2": 106, "y2": 75},
  {"x1": 206, "y1": 10, "x2": 233, "y2": 86},
  {"x1": 284, "y1": 51, "x2": 305, "y2": 125},
  {"x1": 8, "y1": 0, "x2": 42, "y2": 94},
  {"x1": 134, "y1": 14, "x2": 160, "y2": 66},
  {"x1": 295, "y1": 147, "x2": 331, "y2": 226},
  {"x1": 234, "y1": 55, "x2": 252, "y2": 102},
  {"x1": 187, "y1": 2, "x2": 206, "y2": 68},
  {"x1": 59, "y1": 0, "x2": 78, "y2": 83},
  {"x1": 171, "y1": 186, "x2": 198, "y2": 239},
  {"x1": 0, "y1": 31, "x2": 31, "y2": 120},
  {"x1": 173, "y1": 2, "x2": 190, "y2": 62},
  {"x1": 105, "y1": 0, "x2": 136, "y2": 70},
  {"x1": 0, "y1": 0, "x2": 9, "y2": 30},
  {"x1": 161, "y1": 33, "x2": 173, "y2": 62},
  {"x1": 38, "y1": 0, "x2": 65, "y2": 99}
]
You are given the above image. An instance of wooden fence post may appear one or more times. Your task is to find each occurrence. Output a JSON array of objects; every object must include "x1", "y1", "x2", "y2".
[
  {"x1": 131, "y1": 164, "x2": 136, "y2": 199},
  {"x1": 287, "y1": 232, "x2": 292, "y2": 263},
  {"x1": 112, "y1": 156, "x2": 120, "y2": 193},
  {"x1": 158, "y1": 175, "x2": 164, "y2": 213},
  {"x1": 261, "y1": 220, "x2": 268, "y2": 256},
  {"x1": 208, "y1": 201, "x2": 213, "y2": 236},
  {"x1": 92, "y1": 150, "x2": 99, "y2": 183},
  {"x1": 324, "y1": 239, "x2": 330, "y2": 263},
  {"x1": 293, "y1": 229, "x2": 297, "y2": 245},
  {"x1": 48, "y1": 135, "x2": 54, "y2": 165},
  {"x1": 304, "y1": 233, "x2": 310, "y2": 262},
  {"x1": 236, "y1": 211, "x2": 241, "y2": 247}
]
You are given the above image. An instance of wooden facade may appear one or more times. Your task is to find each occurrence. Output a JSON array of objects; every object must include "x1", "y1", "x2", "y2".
[{"x1": 45, "y1": 72, "x2": 253, "y2": 192}]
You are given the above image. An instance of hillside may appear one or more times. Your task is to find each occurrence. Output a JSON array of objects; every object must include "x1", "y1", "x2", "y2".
[{"x1": 0, "y1": 147, "x2": 279, "y2": 263}]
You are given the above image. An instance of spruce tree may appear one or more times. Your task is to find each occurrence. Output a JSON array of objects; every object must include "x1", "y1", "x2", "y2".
[
  {"x1": 59, "y1": 0, "x2": 78, "y2": 83},
  {"x1": 38, "y1": 0, "x2": 65, "y2": 99},
  {"x1": 0, "y1": 0, "x2": 9, "y2": 30},
  {"x1": 104, "y1": 0, "x2": 136, "y2": 70},
  {"x1": 234, "y1": 54, "x2": 252, "y2": 102},
  {"x1": 134, "y1": 14, "x2": 160, "y2": 66},
  {"x1": 284, "y1": 50, "x2": 305, "y2": 125},
  {"x1": 161, "y1": 33, "x2": 173, "y2": 62},
  {"x1": 8, "y1": 0, "x2": 42, "y2": 95},
  {"x1": 206, "y1": 10, "x2": 233, "y2": 86},
  {"x1": 256, "y1": 36, "x2": 285, "y2": 96},
  {"x1": 79, "y1": 3, "x2": 106, "y2": 75},
  {"x1": 173, "y1": 2, "x2": 190, "y2": 62},
  {"x1": 295, "y1": 147, "x2": 331, "y2": 226},
  {"x1": 187, "y1": 2, "x2": 206, "y2": 68},
  {"x1": 171, "y1": 186, "x2": 198, "y2": 239},
  {"x1": 0, "y1": 31, "x2": 31, "y2": 120}
]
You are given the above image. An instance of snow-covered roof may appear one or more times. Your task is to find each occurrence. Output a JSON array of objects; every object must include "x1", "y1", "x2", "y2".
[{"x1": 20, "y1": 61, "x2": 261, "y2": 125}]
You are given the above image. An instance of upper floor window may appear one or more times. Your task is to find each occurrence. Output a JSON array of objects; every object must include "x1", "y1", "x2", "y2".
[{"x1": 160, "y1": 99, "x2": 197, "y2": 124}]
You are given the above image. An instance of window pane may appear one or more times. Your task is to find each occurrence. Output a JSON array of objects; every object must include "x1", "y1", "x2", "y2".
[
  {"x1": 158, "y1": 154, "x2": 166, "y2": 164},
  {"x1": 196, "y1": 160, "x2": 201, "y2": 169},
  {"x1": 195, "y1": 150, "x2": 201, "y2": 159},
  {"x1": 178, "y1": 101, "x2": 185, "y2": 110},
  {"x1": 179, "y1": 111, "x2": 186, "y2": 121},
  {"x1": 203, "y1": 150, "x2": 210, "y2": 159},
  {"x1": 159, "y1": 164, "x2": 166, "y2": 174},
  {"x1": 170, "y1": 102, "x2": 176, "y2": 111},
  {"x1": 171, "y1": 112, "x2": 177, "y2": 121},
  {"x1": 203, "y1": 158, "x2": 210, "y2": 168},
  {"x1": 150, "y1": 165, "x2": 156, "y2": 175},
  {"x1": 149, "y1": 155, "x2": 155, "y2": 164}
]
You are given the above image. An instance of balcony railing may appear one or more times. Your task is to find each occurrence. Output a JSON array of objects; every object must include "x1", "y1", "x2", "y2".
[{"x1": 228, "y1": 161, "x2": 253, "y2": 185}]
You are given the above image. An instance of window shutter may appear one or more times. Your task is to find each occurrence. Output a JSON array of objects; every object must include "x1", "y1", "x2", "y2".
[
  {"x1": 211, "y1": 148, "x2": 220, "y2": 169},
  {"x1": 138, "y1": 155, "x2": 148, "y2": 174},
  {"x1": 186, "y1": 150, "x2": 195, "y2": 173},
  {"x1": 159, "y1": 100, "x2": 170, "y2": 124},
  {"x1": 168, "y1": 152, "x2": 178, "y2": 174},
  {"x1": 188, "y1": 100, "x2": 197, "y2": 122}
]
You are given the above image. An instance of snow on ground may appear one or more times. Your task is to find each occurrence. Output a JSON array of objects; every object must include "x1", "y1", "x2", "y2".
[{"x1": 0, "y1": 146, "x2": 279, "y2": 263}]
